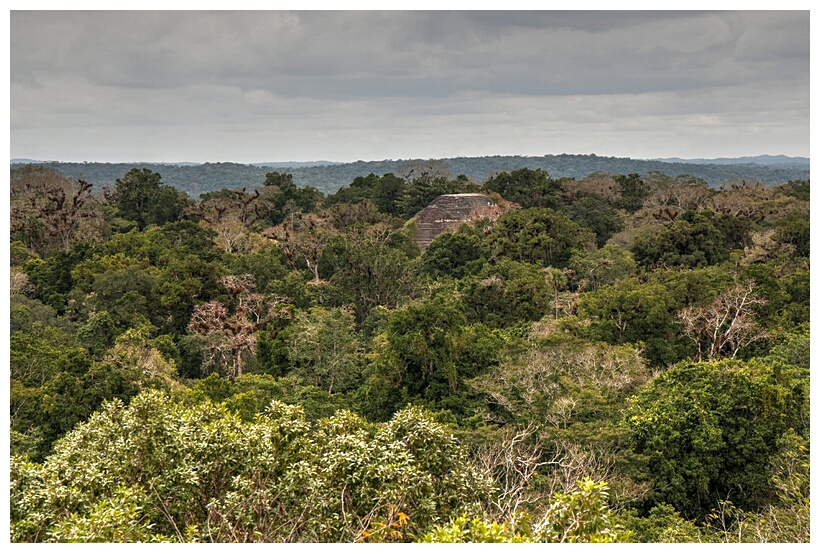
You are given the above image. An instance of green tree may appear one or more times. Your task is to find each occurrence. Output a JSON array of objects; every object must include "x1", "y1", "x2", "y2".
[
  {"x1": 286, "y1": 306, "x2": 360, "y2": 393},
  {"x1": 576, "y1": 277, "x2": 689, "y2": 367},
  {"x1": 483, "y1": 208, "x2": 594, "y2": 269},
  {"x1": 782, "y1": 179, "x2": 809, "y2": 201},
  {"x1": 483, "y1": 168, "x2": 561, "y2": 209},
  {"x1": 616, "y1": 504, "x2": 702, "y2": 543},
  {"x1": 383, "y1": 297, "x2": 468, "y2": 401},
  {"x1": 560, "y1": 194, "x2": 625, "y2": 247},
  {"x1": 613, "y1": 173, "x2": 650, "y2": 213},
  {"x1": 420, "y1": 231, "x2": 486, "y2": 279},
  {"x1": 567, "y1": 244, "x2": 637, "y2": 292},
  {"x1": 631, "y1": 210, "x2": 749, "y2": 269},
  {"x1": 626, "y1": 359, "x2": 809, "y2": 519},
  {"x1": 109, "y1": 168, "x2": 188, "y2": 230},
  {"x1": 260, "y1": 171, "x2": 324, "y2": 225},
  {"x1": 320, "y1": 224, "x2": 418, "y2": 321},
  {"x1": 372, "y1": 173, "x2": 407, "y2": 216},
  {"x1": 22, "y1": 242, "x2": 94, "y2": 313},
  {"x1": 462, "y1": 259, "x2": 553, "y2": 328},
  {"x1": 772, "y1": 209, "x2": 809, "y2": 258}
]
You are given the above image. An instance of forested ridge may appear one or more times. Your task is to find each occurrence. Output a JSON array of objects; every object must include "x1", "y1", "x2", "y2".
[
  {"x1": 9, "y1": 162, "x2": 810, "y2": 543},
  {"x1": 10, "y1": 153, "x2": 810, "y2": 198}
]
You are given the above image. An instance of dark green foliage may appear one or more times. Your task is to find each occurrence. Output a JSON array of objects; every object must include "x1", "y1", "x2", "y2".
[
  {"x1": 356, "y1": 297, "x2": 489, "y2": 422},
  {"x1": 91, "y1": 268, "x2": 156, "y2": 329},
  {"x1": 385, "y1": 298, "x2": 468, "y2": 400},
  {"x1": 576, "y1": 277, "x2": 691, "y2": 367},
  {"x1": 155, "y1": 254, "x2": 225, "y2": 335},
  {"x1": 110, "y1": 168, "x2": 189, "y2": 229},
  {"x1": 772, "y1": 210, "x2": 809, "y2": 257},
  {"x1": 420, "y1": 231, "x2": 486, "y2": 279},
  {"x1": 10, "y1": 342, "x2": 143, "y2": 462},
  {"x1": 22, "y1": 242, "x2": 93, "y2": 312},
  {"x1": 76, "y1": 311, "x2": 118, "y2": 357},
  {"x1": 631, "y1": 210, "x2": 750, "y2": 269},
  {"x1": 463, "y1": 260, "x2": 552, "y2": 328},
  {"x1": 483, "y1": 168, "x2": 562, "y2": 208},
  {"x1": 484, "y1": 208, "x2": 594, "y2": 268},
  {"x1": 650, "y1": 265, "x2": 735, "y2": 307},
  {"x1": 560, "y1": 194, "x2": 625, "y2": 247},
  {"x1": 371, "y1": 173, "x2": 407, "y2": 216},
  {"x1": 614, "y1": 173, "x2": 650, "y2": 212},
  {"x1": 567, "y1": 244, "x2": 637, "y2": 292},
  {"x1": 627, "y1": 359, "x2": 809, "y2": 518},
  {"x1": 10, "y1": 294, "x2": 70, "y2": 336},
  {"x1": 319, "y1": 226, "x2": 417, "y2": 321},
  {"x1": 159, "y1": 220, "x2": 221, "y2": 262},
  {"x1": 739, "y1": 262, "x2": 810, "y2": 330},
  {"x1": 326, "y1": 172, "x2": 407, "y2": 216},
  {"x1": 457, "y1": 323, "x2": 508, "y2": 378},
  {"x1": 261, "y1": 171, "x2": 324, "y2": 225},
  {"x1": 782, "y1": 179, "x2": 809, "y2": 201},
  {"x1": 175, "y1": 335, "x2": 206, "y2": 379},
  {"x1": 223, "y1": 249, "x2": 288, "y2": 293},
  {"x1": 324, "y1": 174, "x2": 376, "y2": 205}
]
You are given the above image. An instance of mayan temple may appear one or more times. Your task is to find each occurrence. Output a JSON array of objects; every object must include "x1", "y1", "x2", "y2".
[{"x1": 412, "y1": 193, "x2": 502, "y2": 250}]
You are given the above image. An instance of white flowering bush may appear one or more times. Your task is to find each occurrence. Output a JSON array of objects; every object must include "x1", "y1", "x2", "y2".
[{"x1": 11, "y1": 390, "x2": 492, "y2": 542}]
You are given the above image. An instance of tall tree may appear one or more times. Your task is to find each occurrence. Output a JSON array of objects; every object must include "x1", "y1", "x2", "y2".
[
  {"x1": 484, "y1": 208, "x2": 595, "y2": 269},
  {"x1": 187, "y1": 275, "x2": 291, "y2": 378},
  {"x1": 108, "y1": 168, "x2": 189, "y2": 230},
  {"x1": 286, "y1": 306, "x2": 360, "y2": 394},
  {"x1": 627, "y1": 359, "x2": 809, "y2": 518},
  {"x1": 483, "y1": 168, "x2": 561, "y2": 209}
]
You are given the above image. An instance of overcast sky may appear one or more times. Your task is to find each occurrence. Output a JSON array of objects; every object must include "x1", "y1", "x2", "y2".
[{"x1": 9, "y1": 10, "x2": 810, "y2": 163}]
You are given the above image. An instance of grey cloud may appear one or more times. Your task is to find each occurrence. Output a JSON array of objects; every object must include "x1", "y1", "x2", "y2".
[
  {"x1": 10, "y1": 10, "x2": 809, "y2": 162},
  {"x1": 12, "y1": 11, "x2": 809, "y2": 96}
]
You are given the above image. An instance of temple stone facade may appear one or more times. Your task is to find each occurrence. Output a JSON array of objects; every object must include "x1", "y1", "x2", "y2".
[{"x1": 413, "y1": 193, "x2": 500, "y2": 250}]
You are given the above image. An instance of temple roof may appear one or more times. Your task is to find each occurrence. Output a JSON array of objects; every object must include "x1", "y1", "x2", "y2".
[{"x1": 413, "y1": 193, "x2": 498, "y2": 249}]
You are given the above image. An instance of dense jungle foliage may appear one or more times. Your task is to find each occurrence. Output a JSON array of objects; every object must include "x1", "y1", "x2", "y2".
[
  {"x1": 9, "y1": 162, "x2": 810, "y2": 542},
  {"x1": 11, "y1": 153, "x2": 810, "y2": 197}
]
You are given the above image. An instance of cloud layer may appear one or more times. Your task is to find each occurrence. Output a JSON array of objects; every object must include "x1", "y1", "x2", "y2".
[{"x1": 10, "y1": 11, "x2": 810, "y2": 162}]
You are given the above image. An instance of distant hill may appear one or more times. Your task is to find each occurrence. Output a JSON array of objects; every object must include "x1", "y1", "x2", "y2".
[
  {"x1": 251, "y1": 161, "x2": 345, "y2": 168},
  {"x1": 11, "y1": 154, "x2": 809, "y2": 198},
  {"x1": 651, "y1": 155, "x2": 809, "y2": 166}
]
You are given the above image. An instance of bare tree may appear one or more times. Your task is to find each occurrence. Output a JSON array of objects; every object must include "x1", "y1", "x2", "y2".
[
  {"x1": 262, "y1": 211, "x2": 337, "y2": 284},
  {"x1": 561, "y1": 174, "x2": 623, "y2": 203},
  {"x1": 190, "y1": 187, "x2": 269, "y2": 227},
  {"x1": 188, "y1": 275, "x2": 291, "y2": 378},
  {"x1": 10, "y1": 268, "x2": 31, "y2": 296},
  {"x1": 678, "y1": 281, "x2": 768, "y2": 361},
  {"x1": 473, "y1": 424, "x2": 555, "y2": 520},
  {"x1": 11, "y1": 168, "x2": 105, "y2": 253},
  {"x1": 395, "y1": 159, "x2": 452, "y2": 182}
]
